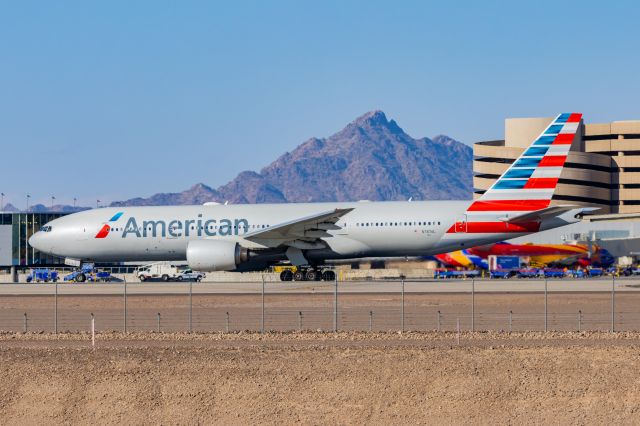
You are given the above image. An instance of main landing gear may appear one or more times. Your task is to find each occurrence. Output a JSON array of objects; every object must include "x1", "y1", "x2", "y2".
[{"x1": 279, "y1": 267, "x2": 336, "y2": 282}]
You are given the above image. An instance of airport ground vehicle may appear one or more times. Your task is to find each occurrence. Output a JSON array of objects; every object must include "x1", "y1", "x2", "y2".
[
  {"x1": 26, "y1": 268, "x2": 58, "y2": 283},
  {"x1": 64, "y1": 264, "x2": 112, "y2": 282},
  {"x1": 542, "y1": 269, "x2": 566, "y2": 279},
  {"x1": 176, "y1": 269, "x2": 205, "y2": 282},
  {"x1": 620, "y1": 267, "x2": 640, "y2": 276},
  {"x1": 489, "y1": 270, "x2": 516, "y2": 279},
  {"x1": 434, "y1": 269, "x2": 480, "y2": 279},
  {"x1": 587, "y1": 268, "x2": 604, "y2": 277},
  {"x1": 64, "y1": 264, "x2": 95, "y2": 282},
  {"x1": 516, "y1": 268, "x2": 545, "y2": 279},
  {"x1": 136, "y1": 263, "x2": 181, "y2": 282}
]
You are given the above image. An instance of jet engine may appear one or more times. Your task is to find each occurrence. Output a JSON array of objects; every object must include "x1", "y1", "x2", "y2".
[{"x1": 186, "y1": 240, "x2": 250, "y2": 272}]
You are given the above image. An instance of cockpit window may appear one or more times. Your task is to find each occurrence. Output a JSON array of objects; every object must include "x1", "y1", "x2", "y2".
[{"x1": 40, "y1": 226, "x2": 52, "y2": 232}]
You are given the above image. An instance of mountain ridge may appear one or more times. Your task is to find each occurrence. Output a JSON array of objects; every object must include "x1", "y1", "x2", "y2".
[{"x1": 3, "y1": 111, "x2": 473, "y2": 212}]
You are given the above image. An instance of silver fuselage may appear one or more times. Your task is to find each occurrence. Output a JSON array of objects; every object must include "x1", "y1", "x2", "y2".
[{"x1": 28, "y1": 201, "x2": 578, "y2": 269}]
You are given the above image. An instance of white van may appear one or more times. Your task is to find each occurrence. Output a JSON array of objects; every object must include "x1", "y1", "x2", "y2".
[{"x1": 136, "y1": 262, "x2": 180, "y2": 282}]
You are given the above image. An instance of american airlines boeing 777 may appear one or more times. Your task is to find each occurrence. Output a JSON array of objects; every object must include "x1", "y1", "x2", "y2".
[{"x1": 29, "y1": 113, "x2": 594, "y2": 281}]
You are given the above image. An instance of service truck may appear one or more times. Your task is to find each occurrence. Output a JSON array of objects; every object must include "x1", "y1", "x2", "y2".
[{"x1": 136, "y1": 263, "x2": 181, "y2": 282}]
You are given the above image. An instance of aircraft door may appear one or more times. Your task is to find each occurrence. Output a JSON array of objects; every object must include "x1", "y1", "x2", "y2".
[{"x1": 454, "y1": 215, "x2": 468, "y2": 233}]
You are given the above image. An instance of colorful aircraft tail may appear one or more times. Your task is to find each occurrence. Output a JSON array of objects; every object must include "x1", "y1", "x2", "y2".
[
  {"x1": 471, "y1": 112, "x2": 581, "y2": 213},
  {"x1": 454, "y1": 113, "x2": 589, "y2": 234}
]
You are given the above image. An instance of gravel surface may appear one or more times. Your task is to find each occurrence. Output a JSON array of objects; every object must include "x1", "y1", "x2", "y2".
[{"x1": 1, "y1": 332, "x2": 640, "y2": 424}]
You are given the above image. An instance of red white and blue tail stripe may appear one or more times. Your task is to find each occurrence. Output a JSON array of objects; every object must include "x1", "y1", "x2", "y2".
[
  {"x1": 472, "y1": 112, "x2": 580, "y2": 210},
  {"x1": 448, "y1": 113, "x2": 582, "y2": 235}
]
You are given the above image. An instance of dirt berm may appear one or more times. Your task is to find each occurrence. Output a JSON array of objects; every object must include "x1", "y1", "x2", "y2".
[{"x1": 1, "y1": 332, "x2": 639, "y2": 424}]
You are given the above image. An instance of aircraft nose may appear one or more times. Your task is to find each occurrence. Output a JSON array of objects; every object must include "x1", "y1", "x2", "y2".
[{"x1": 29, "y1": 232, "x2": 43, "y2": 251}]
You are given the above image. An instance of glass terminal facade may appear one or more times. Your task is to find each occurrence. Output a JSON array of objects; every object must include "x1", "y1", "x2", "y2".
[{"x1": 0, "y1": 213, "x2": 67, "y2": 266}]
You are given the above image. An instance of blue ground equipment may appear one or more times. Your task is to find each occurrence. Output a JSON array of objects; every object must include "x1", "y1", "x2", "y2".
[{"x1": 26, "y1": 268, "x2": 58, "y2": 283}]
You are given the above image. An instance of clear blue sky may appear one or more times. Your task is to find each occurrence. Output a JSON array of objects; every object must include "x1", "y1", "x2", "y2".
[{"x1": 1, "y1": 0, "x2": 639, "y2": 207}]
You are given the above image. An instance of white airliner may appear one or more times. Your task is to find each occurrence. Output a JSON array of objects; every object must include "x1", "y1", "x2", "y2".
[{"x1": 30, "y1": 113, "x2": 594, "y2": 281}]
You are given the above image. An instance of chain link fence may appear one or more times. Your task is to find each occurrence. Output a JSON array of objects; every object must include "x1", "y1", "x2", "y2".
[{"x1": 0, "y1": 278, "x2": 638, "y2": 333}]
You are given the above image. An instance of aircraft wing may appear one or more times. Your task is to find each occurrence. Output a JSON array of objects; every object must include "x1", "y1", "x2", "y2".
[
  {"x1": 244, "y1": 208, "x2": 353, "y2": 249},
  {"x1": 504, "y1": 205, "x2": 598, "y2": 224}
]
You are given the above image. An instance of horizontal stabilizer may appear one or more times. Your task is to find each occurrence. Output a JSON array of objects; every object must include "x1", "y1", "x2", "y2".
[{"x1": 504, "y1": 205, "x2": 598, "y2": 224}]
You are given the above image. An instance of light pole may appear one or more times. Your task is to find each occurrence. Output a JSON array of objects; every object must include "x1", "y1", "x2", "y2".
[
  {"x1": 96, "y1": 199, "x2": 100, "y2": 209},
  {"x1": 73, "y1": 197, "x2": 77, "y2": 209},
  {"x1": 51, "y1": 196, "x2": 55, "y2": 211},
  {"x1": 1, "y1": 192, "x2": 4, "y2": 211},
  {"x1": 26, "y1": 194, "x2": 30, "y2": 212}
]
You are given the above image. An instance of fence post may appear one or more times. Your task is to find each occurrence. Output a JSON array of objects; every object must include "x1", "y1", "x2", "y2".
[
  {"x1": 123, "y1": 279, "x2": 127, "y2": 333},
  {"x1": 157, "y1": 312, "x2": 161, "y2": 333},
  {"x1": 471, "y1": 278, "x2": 475, "y2": 332},
  {"x1": 369, "y1": 310, "x2": 373, "y2": 332},
  {"x1": 188, "y1": 280, "x2": 193, "y2": 333},
  {"x1": 226, "y1": 312, "x2": 230, "y2": 332},
  {"x1": 437, "y1": 310, "x2": 441, "y2": 332},
  {"x1": 544, "y1": 279, "x2": 548, "y2": 332},
  {"x1": 611, "y1": 275, "x2": 615, "y2": 333},
  {"x1": 334, "y1": 275, "x2": 338, "y2": 332},
  {"x1": 298, "y1": 311, "x2": 302, "y2": 331},
  {"x1": 54, "y1": 281, "x2": 58, "y2": 334},
  {"x1": 578, "y1": 310, "x2": 582, "y2": 332},
  {"x1": 23, "y1": 312, "x2": 27, "y2": 333},
  {"x1": 91, "y1": 313, "x2": 95, "y2": 350},
  {"x1": 509, "y1": 310, "x2": 513, "y2": 333},
  {"x1": 261, "y1": 275, "x2": 265, "y2": 334},
  {"x1": 401, "y1": 279, "x2": 405, "y2": 333}
]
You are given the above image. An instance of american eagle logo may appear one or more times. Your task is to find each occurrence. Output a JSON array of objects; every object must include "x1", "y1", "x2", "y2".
[{"x1": 95, "y1": 212, "x2": 124, "y2": 238}]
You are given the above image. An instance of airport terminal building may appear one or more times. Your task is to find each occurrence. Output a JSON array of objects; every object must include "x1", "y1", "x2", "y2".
[{"x1": 0, "y1": 212, "x2": 66, "y2": 267}]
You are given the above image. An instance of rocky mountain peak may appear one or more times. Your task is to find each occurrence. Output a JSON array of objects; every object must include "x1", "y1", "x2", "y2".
[
  {"x1": 347, "y1": 110, "x2": 404, "y2": 135},
  {"x1": 105, "y1": 110, "x2": 473, "y2": 207}
]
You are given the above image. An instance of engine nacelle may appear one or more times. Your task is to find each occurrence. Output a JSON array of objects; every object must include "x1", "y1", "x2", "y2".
[{"x1": 186, "y1": 240, "x2": 249, "y2": 272}]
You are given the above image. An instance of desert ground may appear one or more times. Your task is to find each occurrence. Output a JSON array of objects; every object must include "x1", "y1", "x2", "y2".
[{"x1": 1, "y1": 331, "x2": 640, "y2": 424}]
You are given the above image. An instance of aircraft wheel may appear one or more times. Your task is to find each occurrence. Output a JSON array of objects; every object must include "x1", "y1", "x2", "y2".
[
  {"x1": 322, "y1": 270, "x2": 336, "y2": 281},
  {"x1": 305, "y1": 270, "x2": 318, "y2": 281},
  {"x1": 280, "y1": 270, "x2": 293, "y2": 281},
  {"x1": 76, "y1": 273, "x2": 86, "y2": 283},
  {"x1": 293, "y1": 271, "x2": 305, "y2": 281}
]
